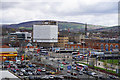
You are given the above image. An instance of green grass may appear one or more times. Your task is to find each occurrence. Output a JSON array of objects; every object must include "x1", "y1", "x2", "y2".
[
  {"x1": 100, "y1": 59, "x2": 119, "y2": 65},
  {"x1": 77, "y1": 62, "x2": 117, "y2": 74}
]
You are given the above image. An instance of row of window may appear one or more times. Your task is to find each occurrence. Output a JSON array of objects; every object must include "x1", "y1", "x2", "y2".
[
  {"x1": 101, "y1": 44, "x2": 119, "y2": 51},
  {"x1": 66, "y1": 44, "x2": 119, "y2": 51}
]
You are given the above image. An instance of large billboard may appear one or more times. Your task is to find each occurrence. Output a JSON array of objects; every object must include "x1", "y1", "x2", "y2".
[{"x1": 33, "y1": 24, "x2": 58, "y2": 42}]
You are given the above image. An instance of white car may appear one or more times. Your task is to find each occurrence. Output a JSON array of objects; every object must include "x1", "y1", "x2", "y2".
[
  {"x1": 72, "y1": 67, "x2": 76, "y2": 70},
  {"x1": 19, "y1": 72, "x2": 23, "y2": 76},
  {"x1": 28, "y1": 71, "x2": 32, "y2": 75},
  {"x1": 49, "y1": 75, "x2": 54, "y2": 79},
  {"x1": 21, "y1": 68, "x2": 25, "y2": 72},
  {"x1": 91, "y1": 72, "x2": 98, "y2": 77},
  {"x1": 42, "y1": 68, "x2": 46, "y2": 72}
]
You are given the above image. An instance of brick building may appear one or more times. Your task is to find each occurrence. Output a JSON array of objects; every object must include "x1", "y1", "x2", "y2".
[
  {"x1": 55, "y1": 36, "x2": 69, "y2": 48},
  {"x1": 65, "y1": 38, "x2": 120, "y2": 52}
]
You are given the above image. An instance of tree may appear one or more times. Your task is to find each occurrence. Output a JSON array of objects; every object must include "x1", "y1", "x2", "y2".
[{"x1": 103, "y1": 60, "x2": 109, "y2": 70}]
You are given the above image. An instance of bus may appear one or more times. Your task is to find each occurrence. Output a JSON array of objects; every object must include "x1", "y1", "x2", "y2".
[
  {"x1": 72, "y1": 52, "x2": 78, "y2": 55},
  {"x1": 55, "y1": 50, "x2": 77, "y2": 53},
  {"x1": 76, "y1": 63, "x2": 88, "y2": 71}
]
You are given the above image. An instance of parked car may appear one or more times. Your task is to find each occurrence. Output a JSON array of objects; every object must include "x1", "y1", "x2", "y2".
[
  {"x1": 65, "y1": 62, "x2": 69, "y2": 64},
  {"x1": 49, "y1": 75, "x2": 54, "y2": 79},
  {"x1": 46, "y1": 71, "x2": 51, "y2": 75},
  {"x1": 19, "y1": 72, "x2": 24, "y2": 76},
  {"x1": 108, "y1": 75, "x2": 116, "y2": 79},
  {"x1": 79, "y1": 71, "x2": 83, "y2": 75},
  {"x1": 50, "y1": 70, "x2": 55, "y2": 74},
  {"x1": 72, "y1": 66, "x2": 76, "y2": 70},
  {"x1": 28, "y1": 71, "x2": 32, "y2": 75},
  {"x1": 32, "y1": 64, "x2": 36, "y2": 67},
  {"x1": 32, "y1": 71, "x2": 37, "y2": 75},
  {"x1": 71, "y1": 72, "x2": 77, "y2": 76},
  {"x1": 91, "y1": 72, "x2": 98, "y2": 77},
  {"x1": 37, "y1": 71, "x2": 41, "y2": 75},
  {"x1": 62, "y1": 62, "x2": 66, "y2": 65},
  {"x1": 23, "y1": 72, "x2": 29, "y2": 76},
  {"x1": 41, "y1": 68, "x2": 46, "y2": 72},
  {"x1": 67, "y1": 70, "x2": 71, "y2": 73},
  {"x1": 37, "y1": 68, "x2": 42, "y2": 72},
  {"x1": 60, "y1": 68, "x2": 63, "y2": 70},
  {"x1": 21, "y1": 68, "x2": 26, "y2": 72}
]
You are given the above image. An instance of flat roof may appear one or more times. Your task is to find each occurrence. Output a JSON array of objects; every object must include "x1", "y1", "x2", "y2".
[
  {"x1": 0, "y1": 48, "x2": 17, "y2": 53},
  {"x1": 0, "y1": 70, "x2": 20, "y2": 80}
]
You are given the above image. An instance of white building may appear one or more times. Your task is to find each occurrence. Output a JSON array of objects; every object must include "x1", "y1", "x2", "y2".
[
  {"x1": 10, "y1": 32, "x2": 31, "y2": 41},
  {"x1": 33, "y1": 21, "x2": 58, "y2": 42}
]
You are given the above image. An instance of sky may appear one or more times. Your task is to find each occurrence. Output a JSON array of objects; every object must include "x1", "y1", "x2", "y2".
[{"x1": 0, "y1": 0, "x2": 119, "y2": 26}]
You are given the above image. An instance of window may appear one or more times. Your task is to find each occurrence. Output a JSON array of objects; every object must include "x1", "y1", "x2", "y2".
[
  {"x1": 101, "y1": 44, "x2": 104, "y2": 51},
  {"x1": 71, "y1": 46, "x2": 74, "y2": 49},
  {"x1": 115, "y1": 45, "x2": 119, "y2": 49},
  {"x1": 105, "y1": 44, "x2": 108, "y2": 51},
  {"x1": 110, "y1": 45, "x2": 113, "y2": 51}
]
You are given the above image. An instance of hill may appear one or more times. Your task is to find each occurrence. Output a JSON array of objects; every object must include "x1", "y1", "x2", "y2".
[{"x1": 1, "y1": 20, "x2": 108, "y2": 31}]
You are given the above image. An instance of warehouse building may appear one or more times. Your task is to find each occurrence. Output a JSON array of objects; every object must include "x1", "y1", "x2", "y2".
[{"x1": 0, "y1": 45, "x2": 18, "y2": 61}]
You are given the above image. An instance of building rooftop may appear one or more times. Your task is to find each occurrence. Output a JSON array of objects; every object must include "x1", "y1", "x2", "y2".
[
  {"x1": 0, "y1": 48, "x2": 17, "y2": 53},
  {"x1": 0, "y1": 70, "x2": 20, "y2": 80}
]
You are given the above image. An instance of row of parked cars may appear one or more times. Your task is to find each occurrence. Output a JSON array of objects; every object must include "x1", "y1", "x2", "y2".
[
  {"x1": 23, "y1": 75, "x2": 64, "y2": 80},
  {"x1": 3, "y1": 60, "x2": 56, "y2": 77}
]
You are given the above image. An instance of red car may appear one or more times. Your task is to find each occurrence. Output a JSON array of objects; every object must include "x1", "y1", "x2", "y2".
[
  {"x1": 16, "y1": 68, "x2": 19, "y2": 71},
  {"x1": 37, "y1": 69, "x2": 42, "y2": 72},
  {"x1": 67, "y1": 70, "x2": 71, "y2": 73},
  {"x1": 62, "y1": 62, "x2": 66, "y2": 65}
]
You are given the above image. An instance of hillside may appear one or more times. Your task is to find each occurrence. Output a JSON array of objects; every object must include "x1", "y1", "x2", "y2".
[
  {"x1": 2, "y1": 20, "x2": 107, "y2": 31},
  {"x1": 91, "y1": 26, "x2": 119, "y2": 32}
]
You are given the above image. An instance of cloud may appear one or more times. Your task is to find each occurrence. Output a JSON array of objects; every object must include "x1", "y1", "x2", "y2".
[
  {"x1": 0, "y1": 2, "x2": 20, "y2": 10},
  {"x1": 0, "y1": 0, "x2": 119, "y2": 26}
]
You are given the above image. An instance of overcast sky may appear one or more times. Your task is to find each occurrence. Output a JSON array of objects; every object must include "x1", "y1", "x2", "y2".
[{"x1": 0, "y1": 0, "x2": 119, "y2": 26}]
